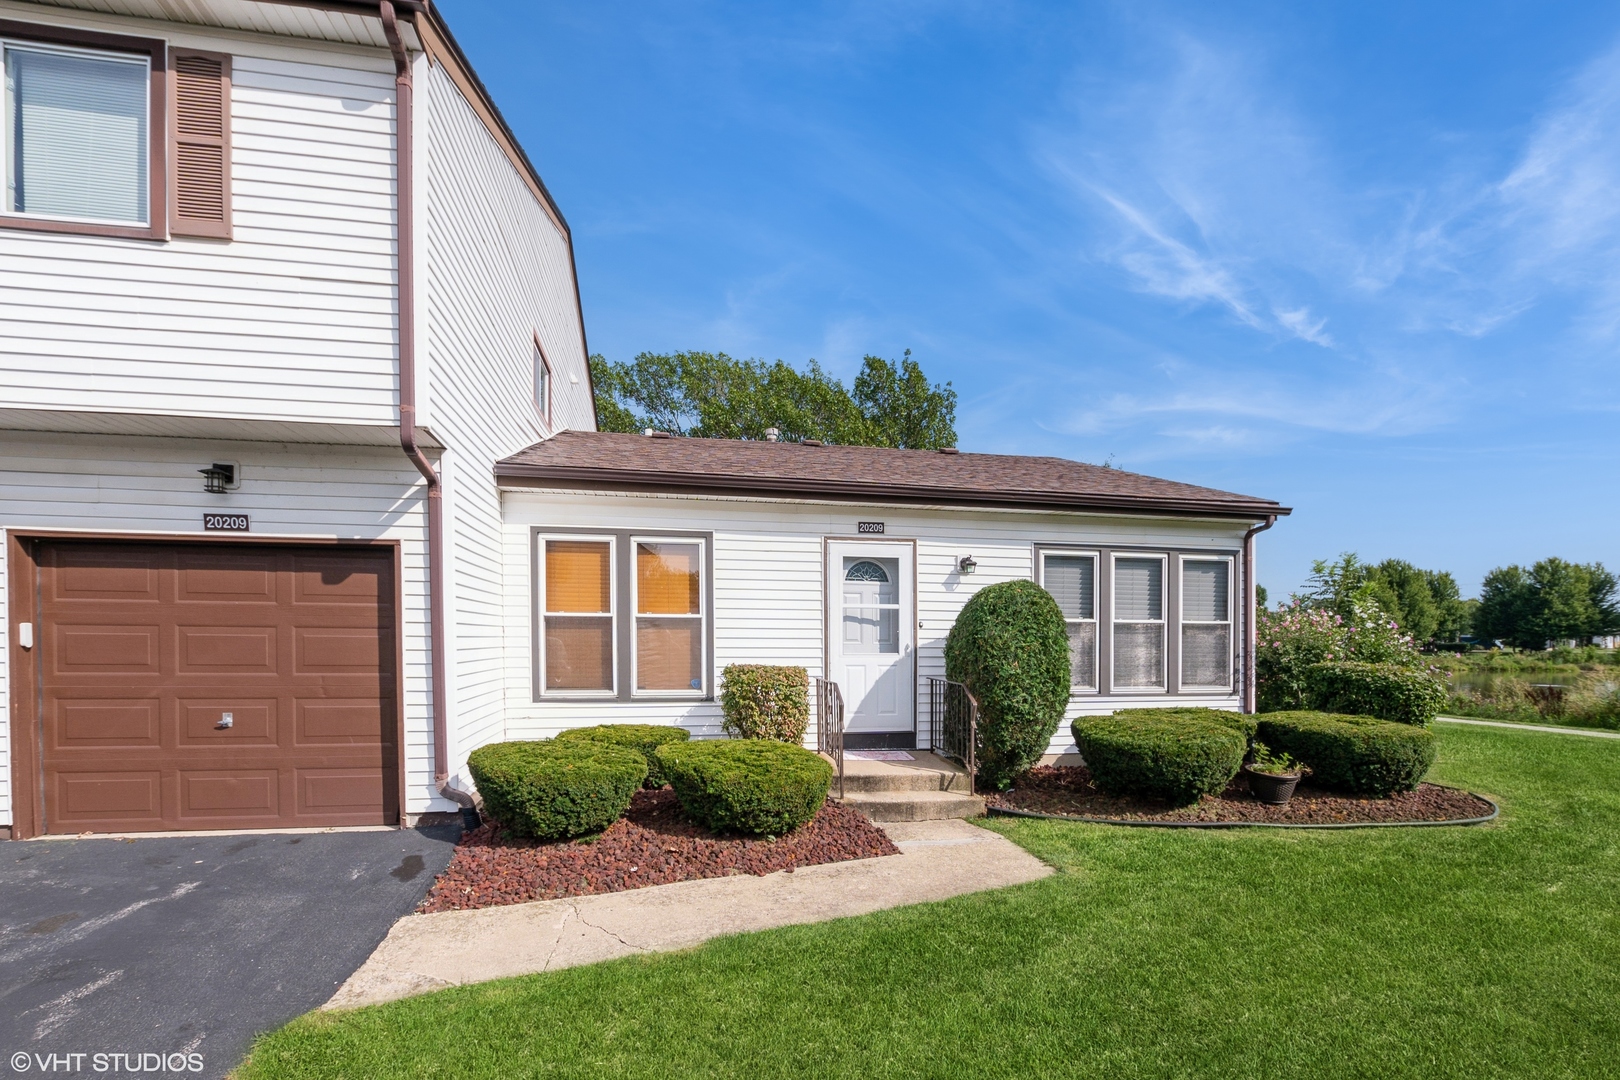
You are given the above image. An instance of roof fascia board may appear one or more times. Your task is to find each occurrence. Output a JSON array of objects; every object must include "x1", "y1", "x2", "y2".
[{"x1": 493, "y1": 465, "x2": 1291, "y2": 520}]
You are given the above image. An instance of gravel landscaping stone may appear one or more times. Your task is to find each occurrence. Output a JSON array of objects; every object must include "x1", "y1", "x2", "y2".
[
  {"x1": 420, "y1": 787, "x2": 899, "y2": 912},
  {"x1": 988, "y1": 765, "x2": 1494, "y2": 825}
]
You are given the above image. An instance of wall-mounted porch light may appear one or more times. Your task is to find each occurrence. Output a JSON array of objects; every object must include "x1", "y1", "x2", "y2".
[
  {"x1": 957, "y1": 555, "x2": 978, "y2": 575},
  {"x1": 199, "y1": 463, "x2": 236, "y2": 494}
]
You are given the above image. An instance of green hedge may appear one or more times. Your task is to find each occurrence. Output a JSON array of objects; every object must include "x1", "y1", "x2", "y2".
[
  {"x1": 654, "y1": 738, "x2": 832, "y2": 835},
  {"x1": 719, "y1": 665, "x2": 810, "y2": 743},
  {"x1": 467, "y1": 740, "x2": 647, "y2": 840},
  {"x1": 1070, "y1": 710, "x2": 1247, "y2": 805},
  {"x1": 1256, "y1": 711, "x2": 1436, "y2": 796},
  {"x1": 554, "y1": 724, "x2": 691, "y2": 788},
  {"x1": 945, "y1": 580, "x2": 1071, "y2": 790},
  {"x1": 1305, "y1": 662, "x2": 1447, "y2": 726}
]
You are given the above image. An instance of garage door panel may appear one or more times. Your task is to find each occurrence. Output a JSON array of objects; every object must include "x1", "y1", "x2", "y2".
[
  {"x1": 177, "y1": 625, "x2": 277, "y2": 673},
  {"x1": 55, "y1": 699, "x2": 162, "y2": 747},
  {"x1": 54, "y1": 624, "x2": 161, "y2": 673},
  {"x1": 180, "y1": 699, "x2": 276, "y2": 744},
  {"x1": 38, "y1": 542, "x2": 398, "y2": 834},
  {"x1": 298, "y1": 768, "x2": 385, "y2": 814},
  {"x1": 176, "y1": 551, "x2": 279, "y2": 603},
  {"x1": 52, "y1": 549, "x2": 162, "y2": 602},
  {"x1": 58, "y1": 771, "x2": 163, "y2": 820},
  {"x1": 180, "y1": 771, "x2": 279, "y2": 816},
  {"x1": 295, "y1": 627, "x2": 383, "y2": 673}
]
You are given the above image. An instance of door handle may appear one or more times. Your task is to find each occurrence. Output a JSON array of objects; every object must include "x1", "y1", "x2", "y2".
[{"x1": 216, "y1": 712, "x2": 234, "y2": 730}]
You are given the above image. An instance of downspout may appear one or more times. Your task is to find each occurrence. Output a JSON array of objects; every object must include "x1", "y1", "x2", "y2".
[
  {"x1": 382, "y1": 1, "x2": 474, "y2": 813},
  {"x1": 1242, "y1": 515, "x2": 1277, "y2": 713}
]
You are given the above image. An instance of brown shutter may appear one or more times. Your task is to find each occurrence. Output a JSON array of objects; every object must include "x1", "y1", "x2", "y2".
[{"x1": 170, "y1": 49, "x2": 231, "y2": 239}]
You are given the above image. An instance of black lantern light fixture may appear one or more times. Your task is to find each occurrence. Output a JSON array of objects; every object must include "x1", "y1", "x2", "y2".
[
  {"x1": 957, "y1": 554, "x2": 978, "y2": 575},
  {"x1": 199, "y1": 463, "x2": 236, "y2": 494}
]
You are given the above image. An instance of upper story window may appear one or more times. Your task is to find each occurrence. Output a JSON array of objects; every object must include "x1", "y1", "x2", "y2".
[
  {"x1": 533, "y1": 338, "x2": 551, "y2": 424},
  {"x1": 4, "y1": 40, "x2": 149, "y2": 225},
  {"x1": 1041, "y1": 551, "x2": 1099, "y2": 692}
]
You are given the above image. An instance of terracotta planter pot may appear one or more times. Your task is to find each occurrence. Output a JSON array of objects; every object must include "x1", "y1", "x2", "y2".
[{"x1": 1243, "y1": 765, "x2": 1303, "y2": 805}]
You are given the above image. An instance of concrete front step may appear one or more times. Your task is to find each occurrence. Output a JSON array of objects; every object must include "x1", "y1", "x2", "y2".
[
  {"x1": 840, "y1": 789, "x2": 986, "y2": 822},
  {"x1": 833, "y1": 751, "x2": 974, "y2": 794}
]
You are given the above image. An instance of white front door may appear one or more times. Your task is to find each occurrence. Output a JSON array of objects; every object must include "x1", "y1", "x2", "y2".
[{"x1": 827, "y1": 541, "x2": 915, "y2": 738}]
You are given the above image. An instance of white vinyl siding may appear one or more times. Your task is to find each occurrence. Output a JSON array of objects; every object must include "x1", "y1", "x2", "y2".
[
  {"x1": 498, "y1": 491, "x2": 1250, "y2": 760},
  {"x1": 4, "y1": 41, "x2": 149, "y2": 223},
  {"x1": 0, "y1": 47, "x2": 401, "y2": 426},
  {"x1": 1181, "y1": 557, "x2": 1233, "y2": 689},
  {"x1": 0, "y1": 431, "x2": 436, "y2": 827}
]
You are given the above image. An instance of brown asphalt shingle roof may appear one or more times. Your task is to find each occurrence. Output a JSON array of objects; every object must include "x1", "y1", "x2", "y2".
[{"x1": 495, "y1": 431, "x2": 1289, "y2": 519}]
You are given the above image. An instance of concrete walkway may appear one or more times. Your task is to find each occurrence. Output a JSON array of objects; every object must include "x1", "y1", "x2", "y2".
[
  {"x1": 1436, "y1": 715, "x2": 1620, "y2": 740},
  {"x1": 325, "y1": 818, "x2": 1051, "y2": 1010}
]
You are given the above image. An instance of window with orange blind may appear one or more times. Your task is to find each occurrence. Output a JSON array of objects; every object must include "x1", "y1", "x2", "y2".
[
  {"x1": 635, "y1": 541, "x2": 703, "y2": 693},
  {"x1": 543, "y1": 538, "x2": 614, "y2": 692}
]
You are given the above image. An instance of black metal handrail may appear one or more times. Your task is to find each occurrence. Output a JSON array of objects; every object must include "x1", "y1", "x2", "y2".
[
  {"x1": 927, "y1": 677, "x2": 978, "y2": 796},
  {"x1": 814, "y1": 676, "x2": 845, "y2": 800}
]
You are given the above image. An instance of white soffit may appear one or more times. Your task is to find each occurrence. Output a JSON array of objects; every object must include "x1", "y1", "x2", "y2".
[
  {"x1": 0, "y1": 408, "x2": 444, "y2": 448},
  {"x1": 12, "y1": 0, "x2": 419, "y2": 50}
]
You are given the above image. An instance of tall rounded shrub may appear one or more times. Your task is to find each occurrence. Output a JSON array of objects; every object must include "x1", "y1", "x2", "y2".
[
  {"x1": 467, "y1": 740, "x2": 647, "y2": 840},
  {"x1": 555, "y1": 723, "x2": 691, "y2": 787},
  {"x1": 945, "y1": 580, "x2": 1071, "y2": 790},
  {"x1": 719, "y1": 665, "x2": 810, "y2": 743}
]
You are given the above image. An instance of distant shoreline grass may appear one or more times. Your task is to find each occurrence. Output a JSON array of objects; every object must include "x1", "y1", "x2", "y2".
[{"x1": 239, "y1": 725, "x2": 1620, "y2": 1080}]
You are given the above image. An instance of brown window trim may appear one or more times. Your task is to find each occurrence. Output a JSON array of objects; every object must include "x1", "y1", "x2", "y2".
[
  {"x1": 0, "y1": 19, "x2": 168, "y2": 242},
  {"x1": 533, "y1": 332, "x2": 553, "y2": 427}
]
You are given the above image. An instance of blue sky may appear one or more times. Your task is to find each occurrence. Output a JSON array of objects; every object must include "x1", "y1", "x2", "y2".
[{"x1": 440, "y1": 0, "x2": 1620, "y2": 600}]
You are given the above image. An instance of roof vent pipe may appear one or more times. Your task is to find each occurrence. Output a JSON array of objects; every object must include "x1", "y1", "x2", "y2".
[{"x1": 764, "y1": 427, "x2": 780, "y2": 442}]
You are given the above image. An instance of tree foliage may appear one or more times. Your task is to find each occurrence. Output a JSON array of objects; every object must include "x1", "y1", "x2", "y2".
[
  {"x1": 1475, "y1": 558, "x2": 1620, "y2": 649},
  {"x1": 589, "y1": 349, "x2": 956, "y2": 449},
  {"x1": 1299, "y1": 553, "x2": 1472, "y2": 644}
]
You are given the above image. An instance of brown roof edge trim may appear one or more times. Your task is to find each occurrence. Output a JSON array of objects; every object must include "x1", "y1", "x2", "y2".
[{"x1": 494, "y1": 465, "x2": 1292, "y2": 520}]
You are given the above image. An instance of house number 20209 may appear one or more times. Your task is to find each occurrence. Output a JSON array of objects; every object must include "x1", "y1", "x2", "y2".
[
  {"x1": 203, "y1": 513, "x2": 250, "y2": 532},
  {"x1": 856, "y1": 521, "x2": 885, "y2": 534}
]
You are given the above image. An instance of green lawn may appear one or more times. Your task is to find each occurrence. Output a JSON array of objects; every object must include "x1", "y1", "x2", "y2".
[{"x1": 239, "y1": 726, "x2": 1620, "y2": 1079}]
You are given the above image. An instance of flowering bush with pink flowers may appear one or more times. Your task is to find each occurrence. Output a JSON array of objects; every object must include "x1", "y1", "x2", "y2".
[{"x1": 1257, "y1": 598, "x2": 1425, "y2": 712}]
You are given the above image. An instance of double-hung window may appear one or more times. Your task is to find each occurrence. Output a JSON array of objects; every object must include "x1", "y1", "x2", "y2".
[
  {"x1": 633, "y1": 539, "x2": 705, "y2": 695},
  {"x1": 1180, "y1": 557, "x2": 1232, "y2": 689},
  {"x1": 1040, "y1": 551, "x2": 1098, "y2": 692},
  {"x1": 540, "y1": 537, "x2": 616, "y2": 694},
  {"x1": 1112, "y1": 555, "x2": 1166, "y2": 690},
  {"x1": 4, "y1": 38, "x2": 149, "y2": 225}
]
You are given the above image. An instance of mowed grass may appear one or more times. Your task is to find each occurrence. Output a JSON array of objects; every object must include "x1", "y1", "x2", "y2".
[{"x1": 239, "y1": 727, "x2": 1620, "y2": 1079}]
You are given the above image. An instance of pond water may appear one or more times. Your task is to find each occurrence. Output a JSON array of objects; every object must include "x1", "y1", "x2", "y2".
[{"x1": 1447, "y1": 669, "x2": 1619, "y2": 697}]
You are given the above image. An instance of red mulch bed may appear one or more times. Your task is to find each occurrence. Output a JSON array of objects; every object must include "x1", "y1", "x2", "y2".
[
  {"x1": 987, "y1": 765, "x2": 1494, "y2": 825},
  {"x1": 419, "y1": 787, "x2": 899, "y2": 912}
]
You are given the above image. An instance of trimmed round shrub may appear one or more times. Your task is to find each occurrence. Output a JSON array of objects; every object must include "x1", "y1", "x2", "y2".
[
  {"x1": 555, "y1": 723, "x2": 691, "y2": 788},
  {"x1": 945, "y1": 580, "x2": 1071, "y2": 790},
  {"x1": 654, "y1": 738, "x2": 832, "y2": 835},
  {"x1": 719, "y1": 665, "x2": 810, "y2": 743},
  {"x1": 1256, "y1": 711, "x2": 1436, "y2": 796},
  {"x1": 1071, "y1": 710, "x2": 1247, "y2": 805},
  {"x1": 466, "y1": 739, "x2": 646, "y2": 840},
  {"x1": 1305, "y1": 662, "x2": 1447, "y2": 726}
]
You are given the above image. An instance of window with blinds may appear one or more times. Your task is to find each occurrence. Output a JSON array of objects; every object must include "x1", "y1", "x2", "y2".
[
  {"x1": 1181, "y1": 558, "x2": 1232, "y2": 688},
  {"x1": 3, "y1": 41, "x2": 149, "y2": 224},
  {"x1": 170, "y1": 49, "x2": 231, "y2": 238},
  {"x1": 1041, "y1": 551, "x2": 1097, "y2": 691},
  {"x1": 634, "y1": 540, "x2": 704, "y2": 694},
  {"x1": 542, "y1": 538, "x2": 615, "y2": 693},
  {"x1": 1113, "y1": 556, "x2": 1165, "y2": 689}
]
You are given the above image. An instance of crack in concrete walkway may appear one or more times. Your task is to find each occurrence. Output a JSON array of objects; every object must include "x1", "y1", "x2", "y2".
[{"x1": 325, "y1": 818, "x2": 1050, "y2": 1010}]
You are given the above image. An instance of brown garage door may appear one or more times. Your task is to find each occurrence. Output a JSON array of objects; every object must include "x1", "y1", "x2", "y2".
[{"x1": 37, "y1": 541, "x2": 398, "y2": 833}]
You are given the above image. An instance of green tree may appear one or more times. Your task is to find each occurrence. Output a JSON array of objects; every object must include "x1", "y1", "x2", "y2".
[
  {"x1": 1299, "y1": 554, "x2": 1471, "y2": 646},
  {"x1": 1473, "y1": 559, "x2": 1618, "y2": 648},
  {"x1": 589, "y1": 350, "x2": 956, "y2": 449},
  {"x1": 1475, "y1": 565, "x2": 1538, "y2": 649}
]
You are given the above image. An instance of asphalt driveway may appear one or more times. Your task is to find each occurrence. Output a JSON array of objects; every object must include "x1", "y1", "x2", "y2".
[{"x1": 0, "y1": 825, "x2": 458, "y2": 1079}]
